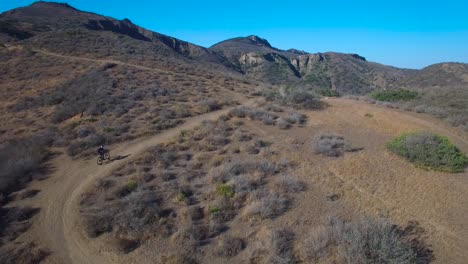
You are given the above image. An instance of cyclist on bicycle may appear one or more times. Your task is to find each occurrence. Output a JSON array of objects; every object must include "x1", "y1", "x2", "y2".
[{"x1": 97, "y1": 145, "x2": 105, "y2": 159}]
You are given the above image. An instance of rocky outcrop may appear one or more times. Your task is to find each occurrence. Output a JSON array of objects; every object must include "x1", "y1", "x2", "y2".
[
  {"x1": 239, "y1": 52, "x2": 264, "y2": 65},
  {"x1": 290, "y1": 53, "x2": 326, "y2": 72},
  {"x1": 287, "y1": 48, "x2": 308, "y2": 55},
  {"x1": 246, "y1": 35, "x2": 272, "y2": 48},
  {"x1": 85, "y1": 18, "x2": 150, "y2": 41}
]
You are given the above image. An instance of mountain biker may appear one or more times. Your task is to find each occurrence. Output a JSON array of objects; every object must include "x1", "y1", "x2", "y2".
[{"x1": 97, "y1": 145, "x2": 105, "y2": 158}]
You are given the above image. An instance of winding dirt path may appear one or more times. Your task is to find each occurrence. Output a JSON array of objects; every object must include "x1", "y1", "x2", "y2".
[
  {"x1": 20, "y1": 102, "x2": 255, "y2": 264},
  {"x1": 20, "y1": 97, "x2": 465, "y2": 264},
  {"x1": 32, "y1": 48, "x2": 175, "y2": 75}
]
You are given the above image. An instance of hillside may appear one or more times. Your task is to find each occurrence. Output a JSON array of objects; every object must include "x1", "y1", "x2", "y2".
[
  {"x1": 0, "y1": 1, "x2": 233, "y2": 66},
  {"x1": 210, "y1": 36, "x2": 411, "y2": 94},
  {"x1": 396, "y1": 62, "x2": 468, "y2": 88}
]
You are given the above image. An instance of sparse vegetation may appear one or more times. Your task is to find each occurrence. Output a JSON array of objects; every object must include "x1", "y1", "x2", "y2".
[
  {"x1": 287, "y1": 112, "x2": 307, "y2": 125},
  {"x1": 0, "y1": 242, "x2": 49, "y2": 264},
  {"x1": 387, "y1": 132, "x2": 468, "y2": 172},
  {"x1": 228, "y1": 106, "x2": 308, "y2": 130},
  {"x1": 2, "y1": 3, "x2": 465, "y2": 263},
  {"x1": 0, "y1": 206, "x2": 40, "y2": 254},
  {"x1": 0, "y1": 135, "x2": 51, "y2": 196},
  {"x1": 79, "y1": 115, "x2": 306, "y2": 259}
]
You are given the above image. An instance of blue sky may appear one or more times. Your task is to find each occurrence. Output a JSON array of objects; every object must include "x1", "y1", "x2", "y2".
[{"x1": 1, "y1": 0, "x2": 467, "y2": 69}]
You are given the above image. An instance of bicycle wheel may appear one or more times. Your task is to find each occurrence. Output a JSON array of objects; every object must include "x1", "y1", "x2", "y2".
[
  {"x1": 97, "y1": 156, "x2": 103, "y2": 165},
  {"x1": 104, "y1": 151, "x2": 110, "y2": 160}
]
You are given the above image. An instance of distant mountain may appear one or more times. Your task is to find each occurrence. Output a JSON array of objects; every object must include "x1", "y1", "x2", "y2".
[
  {"x1": 0, "y1": 1, "x2": 466, "y2": 95},
  {"x1": 395, "y1": 62, "x2": 468, "y2": 88},
  {"x1": 210, "y1": 35, "x2": 412, "y2": 94}
]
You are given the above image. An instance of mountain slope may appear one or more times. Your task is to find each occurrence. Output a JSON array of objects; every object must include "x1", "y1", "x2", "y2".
[
  {"x1": 396, "y1": 62, "x2": 468, "y2": 88},
  {"x1": 0, "y1": 1, "x2": 234, "y2": 69},
  {"x1": 210, "y1": 35, "x2": 411, "y2": 93},
  {"x1": 0, "y1": 1, "x2": 260, "y2": 146}
]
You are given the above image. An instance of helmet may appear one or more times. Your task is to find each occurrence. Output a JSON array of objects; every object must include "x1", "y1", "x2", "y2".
[{"x1": 100, "y1": 145, "x2": 103, "y2": 148}]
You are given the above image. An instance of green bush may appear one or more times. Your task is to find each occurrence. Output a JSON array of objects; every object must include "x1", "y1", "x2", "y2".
[
  {"x1": 370, "y1": 89, "x2": 418, "y2": 102},
  {"x1": 216, "y1": 184, "x2": 234, "y2": 197},
  {"x1": 386, "y1": 132, "x2": 468, "y2": 172},
  {"x1": 103, "y1": 127, "x2": 115, "y2": 133},
  {"x1": 126, "y1": 180, "x2": 138, "y2": 191},
  {"x1": 319, "y1": 89, "x2": 339, "y2": 97},
  {"x1": 209, "y1": 207, "x2": 220, "y2": 213}
]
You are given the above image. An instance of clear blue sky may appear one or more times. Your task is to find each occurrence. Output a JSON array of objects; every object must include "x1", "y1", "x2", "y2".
[{"x1": 1, "y1": 0, "x2": 467, "y2": 69}]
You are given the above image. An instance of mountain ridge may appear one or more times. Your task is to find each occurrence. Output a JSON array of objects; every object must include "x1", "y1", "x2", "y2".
[{"x1": 1, "y1": 1, "x2": 467, "y2": 94}]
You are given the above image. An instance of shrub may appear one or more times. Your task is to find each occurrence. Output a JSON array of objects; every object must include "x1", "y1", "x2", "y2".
[
  {"x1": 255, "y1": 139, "x2": 271, "y2": 148},
  {"x1": 276, "y1": 118, "x2": 291, "y2": 129},
  {"x1": 319, "y1": 89, "x2": 340, "y2": 97},
  {"x1": 0, "y1": 137, "x2": 49, "y2": 195},
  {"x1": 103, "y1": 127, "x2": 115, "y2": 133},
  {"x1": 176, "y1": 192, "x2": 187, "y2": 202},
  {"x1": 209, "y1": 159, "x2": 277, "y2": 183},
  {"x1": 216, "y1": 236, "x2": 245, "y2": 257},
  {"x1": 302, "y1": 217, "x2": 431, "y2": 264},
  {"x1": 244, "y1": 192, "x2": 289, "y2": 219},
  {"x1": 66, "y1": 132, "x2": 106, "y2": 156},
  {"x1": 312, "y1": 133, "x2": 360, "y2": 157},
  {"x1": 229, "y1": 106, "x2": 251, "y2": 118},
  {"x1": 201, "y1": 99, "x2": 221, "y2": 112},
  {"x1": 283, "y1": 88, "x2": 322, "y2": 110},
  {"x1": 127, "y1": 180, "x2": 138, "y2": 191},
  {"x1": 209, "y1": 207, "x2": 221, "y2": 214},
  {"x1": 273, "y1": 175, "x2": 305, "y2": 193},
  {"x1": 234, "y1": 131, "x2": 252, "y2": 142},
  {"x1": 113, "y1": 237, "x2": 140, "y2": 253},
  {"x1": 264, "y1": 88, "x2": 322, "y2": 109},
  {"x1": 0, "y1": 242, "x2": 49, "y2": 264},
  {"x1": 0, "y1": 206, "x2": 40, "y2": 243},
  {"x1": 370, "y1": 89, "x2": 418, "y2": 102},
  {"x1": 288, "y1": 112, "x2": 307, "y2": 125},
  {"x1": 216, "y1": 184, "x2": 234, "y2": 198},
  {"x1": 268, "y1": 229, "x2": 296, "y2": 264},
  {"x1": 82, "y1": 189, "x2": 161, "y2": 238},
  {"x1": 386, "y1": 132, "x2": 468, "y2": 172},
  {"x1": 301, "y1": 225, "x2": 335, "y2": 261}
]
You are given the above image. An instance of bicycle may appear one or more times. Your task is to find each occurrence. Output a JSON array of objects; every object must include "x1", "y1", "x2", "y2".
[{"x1": 97, "y1": 149, "x2": 111, "y2": 165}]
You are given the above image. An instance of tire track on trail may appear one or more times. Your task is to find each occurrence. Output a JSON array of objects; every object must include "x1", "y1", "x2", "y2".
[{"x1": 27, "y1": 100, "x2": 256, "y2": 264}]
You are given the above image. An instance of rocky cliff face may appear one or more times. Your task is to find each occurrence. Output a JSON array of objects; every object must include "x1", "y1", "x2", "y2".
[{"x1": 290, "y1": 53, "x2": 326, "y2": 72}]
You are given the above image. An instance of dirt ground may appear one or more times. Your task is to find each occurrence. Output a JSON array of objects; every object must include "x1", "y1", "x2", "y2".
[{"x1": 9, "y1": 97, "x2": 468, "y2": 264}]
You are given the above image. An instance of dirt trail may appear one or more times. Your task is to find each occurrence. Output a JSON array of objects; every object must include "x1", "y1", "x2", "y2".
[
  {"x1": 32, "y1": 48, "x2": 175, "y2": 75},
  {"x1": 9, "y1": 51, "x2": 466, "y2": 263},
  {"x1": 20, "y1": 101, "x2": 255, "y2": 264}
]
